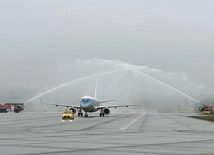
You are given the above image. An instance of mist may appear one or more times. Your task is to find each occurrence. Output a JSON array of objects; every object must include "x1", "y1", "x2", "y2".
[
  {"x1": 0, "y1": 58, "x2": 210, "y2": 112},
  {"x1": 0, "y1": 1, "x2": 213, "y2": 112}
]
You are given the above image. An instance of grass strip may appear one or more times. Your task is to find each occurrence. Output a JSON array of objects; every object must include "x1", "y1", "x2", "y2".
[{"x1": 189, "y1": 115, "x2": 214, "y2": 122}]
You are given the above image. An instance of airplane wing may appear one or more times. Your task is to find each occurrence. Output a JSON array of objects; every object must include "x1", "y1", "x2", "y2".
[
  {"x1": 98, "y1": 99, "x2": 116, "y2": 103},
  {"x1": 40, "y1": 98, "x2": 80, "y2": 108},
  {"x1": 41, "y1": 100, "x2": 80, "y2": 109},
  {"x1": 97, "y1": 104, "x2": 143, "y2": 109}
]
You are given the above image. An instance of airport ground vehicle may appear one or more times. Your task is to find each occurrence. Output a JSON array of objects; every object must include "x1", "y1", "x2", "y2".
[
  {"x1": 199, "y1": 105, "x2": 214, "y2": 115},
  {"x1": 62, "y1": 109, "x2": 74, "y2": 120},
  {"x1": 0, "y1": 103, "x2": 24, "y2": 113}
]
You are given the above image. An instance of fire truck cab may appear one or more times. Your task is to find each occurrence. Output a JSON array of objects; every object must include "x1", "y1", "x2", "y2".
[{"x1": 199, "y1": 105, "x2": 214, "y2": 115}]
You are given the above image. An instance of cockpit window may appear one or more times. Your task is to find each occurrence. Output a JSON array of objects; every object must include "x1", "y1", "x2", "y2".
[{"x1": 82, "y1": 98, "x2": 90, "y2": 102}]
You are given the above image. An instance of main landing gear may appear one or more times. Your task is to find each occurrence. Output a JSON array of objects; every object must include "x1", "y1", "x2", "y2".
[
  {"x1": 78, "y1": 109, "x2": 83, "y2": 117},
  {"x1": 99, "y1": 109, "x2": 105, "y2": 117},
  {"x1": 77, "y1": 112, "x2": 88, "y2": 117},
  {"x1": 100, "y1": 113, "x2": 105, "y2": 117},
  {"x1": 77, "y1": 109, "x2": 88, "y2": 117},
  {"x1": 78, "y1": 112, "x2": 83, "y2": 117}
]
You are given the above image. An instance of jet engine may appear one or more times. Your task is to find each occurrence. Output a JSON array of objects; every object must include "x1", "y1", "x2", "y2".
[
  {"x1": 69, "y1": 108, "x2": 76, "y2": 114},
  {"x1": 103, "y1": 108, "x2": 110, "y2": 115}
]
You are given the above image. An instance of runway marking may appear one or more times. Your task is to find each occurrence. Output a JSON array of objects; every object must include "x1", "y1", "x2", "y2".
[
  {"x1": 119, "y1": 111, "x2": 147, "y2": 131},
  {"x1": 111, "y1": 148, "x2": 196, "y2": 154}
]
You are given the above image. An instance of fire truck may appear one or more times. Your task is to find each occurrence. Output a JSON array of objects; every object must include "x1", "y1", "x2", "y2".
[
  {"x1": 0, "y1": 103, "x2": 24, "y2": 113},
  {"x1": 199, "y1": 104, "x2": 214, "y2": 115}
]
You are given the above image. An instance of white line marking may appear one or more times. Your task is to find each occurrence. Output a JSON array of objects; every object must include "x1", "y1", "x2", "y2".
[{"x1": 119, "y1": 111, "x2": 147, "y2": 131}]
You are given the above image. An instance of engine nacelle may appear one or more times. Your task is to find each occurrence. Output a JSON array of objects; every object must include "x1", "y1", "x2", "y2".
[
  {"x1": 69, "y1": 108, "x2": 76, "y2": 114},
  {"x1": 103, "y1": 108, "x2": 110, "y2": 115}
]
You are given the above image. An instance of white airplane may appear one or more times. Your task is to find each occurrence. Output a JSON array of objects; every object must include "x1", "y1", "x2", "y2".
[{"x1": 42, "y1": 80, "x2": 143, "y2": 117}]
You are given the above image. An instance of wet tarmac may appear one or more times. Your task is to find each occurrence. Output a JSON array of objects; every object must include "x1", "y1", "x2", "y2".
[{"x1": 0, "y1": 110, "x2": 214, "y2": 155}]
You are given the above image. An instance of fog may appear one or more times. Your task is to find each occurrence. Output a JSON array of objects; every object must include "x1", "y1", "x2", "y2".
[
  {"x1": 0, "y1": 1, "x2": 213, "y2": 112},
  {"x1": 0, "y1": 58, "x2": 211, "y2": 112}
]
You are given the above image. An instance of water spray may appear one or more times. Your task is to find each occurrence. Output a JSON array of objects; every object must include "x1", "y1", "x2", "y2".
[
  {"x1": 24, "y1": 69, "x2": 127, "y2": 103},
  {"x1": 83, "y1": 59, "x2": 201, "y2": 104},
  {"x1": 132, "y1": 69, "x2": 200, "y2": 103},
  {"x1": 24, "y1": 59, "x2": 200, "y2": 105}
]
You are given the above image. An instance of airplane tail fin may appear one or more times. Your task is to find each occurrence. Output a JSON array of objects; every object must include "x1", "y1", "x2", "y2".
[{"x1": 95, "y1": 79, "x2": 98, "y2": 98}]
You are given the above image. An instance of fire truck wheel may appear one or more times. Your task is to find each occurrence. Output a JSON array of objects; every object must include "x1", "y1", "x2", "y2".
[{"x1": 14, "y1": 110, "x2": 20, "y2": 113}]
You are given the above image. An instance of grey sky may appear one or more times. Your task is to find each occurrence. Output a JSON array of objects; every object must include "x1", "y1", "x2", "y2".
[{"x1": 0, "y1": 0, "x2": 213, "y2": 96}]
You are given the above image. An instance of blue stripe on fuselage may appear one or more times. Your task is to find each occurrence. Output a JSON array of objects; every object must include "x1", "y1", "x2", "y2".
[{"x1": 81, "y1": 101, "x2": 89, "y2": 105}]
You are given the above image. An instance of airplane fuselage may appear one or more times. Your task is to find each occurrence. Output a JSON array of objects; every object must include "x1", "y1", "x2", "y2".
[{"x1": 80, "y1": 96, "x2": 100, "y2": 113}]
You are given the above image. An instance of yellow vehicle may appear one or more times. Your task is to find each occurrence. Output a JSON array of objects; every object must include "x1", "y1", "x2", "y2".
[{"x1": 62, "y1": 109, "x2": 74, "y2": 120}]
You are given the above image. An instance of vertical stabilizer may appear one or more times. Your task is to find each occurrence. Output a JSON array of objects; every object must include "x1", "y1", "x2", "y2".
[{"x1": 95, "y1": 79, "x2": 98, "y2": 98}]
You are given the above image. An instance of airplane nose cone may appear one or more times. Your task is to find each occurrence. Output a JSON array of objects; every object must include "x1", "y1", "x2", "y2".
[{"x1": 81, "y1": 101, "x2": 89, "y2": 110}]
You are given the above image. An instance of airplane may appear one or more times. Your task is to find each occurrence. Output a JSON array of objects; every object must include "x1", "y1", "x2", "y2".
[{"x1": 41, "y1": 80, "x2": 143, "y2": 117}]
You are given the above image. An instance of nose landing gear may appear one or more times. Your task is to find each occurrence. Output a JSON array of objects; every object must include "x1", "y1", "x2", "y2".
[{"x1": 85, "y1": 112, "x2": 88, "y2": 117}]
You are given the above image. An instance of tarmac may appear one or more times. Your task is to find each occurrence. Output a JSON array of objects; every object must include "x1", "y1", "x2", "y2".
[{"x1": 0, "y1": 110, "x2": 214, "y2": 155}]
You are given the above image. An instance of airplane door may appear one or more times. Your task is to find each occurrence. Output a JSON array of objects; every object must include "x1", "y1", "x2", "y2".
[{"x1": 11, "y1": 105, "x2": 14, "y2": 112}]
